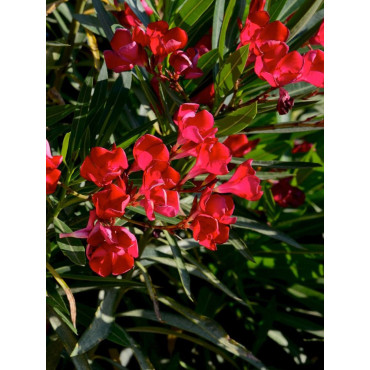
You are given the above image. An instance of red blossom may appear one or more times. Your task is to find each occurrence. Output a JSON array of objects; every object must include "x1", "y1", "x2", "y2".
[
  {"x1": 80, "y1": 145, "x2": 128, "y2": 187},
  {"x1": 309, "y1": 21, "x2": 324, "y2": 47},
  {"x1": 277, "y1": 87, "x2": 294, "y2": 115},
  {"x1": 135, "y1": 21, "x2": 187, "y2": 58},
  {"x1": 214, "y1": 159, "x2": 263, "y2": 201},
  {"x1": 271, "y1": 178, "x2": 305, "y2": 208},
  {"x1": 104, "y1": 28, "x2": 147, "y2": 72},
  {"x1": 172, "y1": 103, "x2": 217, "y2": 158},
  {"x1": 92, "y1": 177, "x2": 130, "y2": 220},
  {"x1": 249, "y1": 0, "x2": 266, "y2": 13},
  {"x1": 113, "y1": 4, "x2": 141, "y2": 29},
  {"x1": 132, "y1": 134, "x2": 170, "y2": 171},
  {"x1": 223, "y1": 135, "x2": 260, "y2": 157},
  {"x1": 86, "y1": 224, "x2": 138, "y2": 277},
  {"x1": 169, "y1": 48, "x2": 203, "y2": 79},
  {"x1": 299, "y1": 50, "x2": 324, "y2": 88},
  {"x1": 46, "y1": 140, "x2": 62, "y2": 195}
]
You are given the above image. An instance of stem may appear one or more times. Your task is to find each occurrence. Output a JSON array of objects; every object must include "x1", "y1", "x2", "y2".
[{"x1": 53, "y1": 0, "x2": 87, "y2": 91}]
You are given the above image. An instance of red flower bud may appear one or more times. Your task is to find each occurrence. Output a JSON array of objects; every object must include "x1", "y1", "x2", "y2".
[
  {"x1": 169, "y1": 49, "x2": 203, "y2": 79},
  {"x1": 80, "y1": 145, "x2": 128, "y2": 187},
  {"x1": 292, "y1": 140, "x2": 313, "y2": 154},
  {"x1": 271, "y1": 178, "x2": 305, "y2": 208},
  {"x1": 277, "y1": 87, "x2": 294, "y2": 115}
]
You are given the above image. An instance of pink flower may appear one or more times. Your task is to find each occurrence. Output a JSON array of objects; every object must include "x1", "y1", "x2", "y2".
[
  {"x1": 223, "y1": 135, "x2": 260, "y2": 157},
  {"x1": 271, "y1": 178, "x2": 305, "y2": 208},
  {"x1": 141, "y1": 0, "x2": 153, "y2": 16},
  {"x1": 46, "y1": 140, "x2": 62, "y2": 195},
  {"x1": 104, "y1": 28, "x2": 147, "y2": 72},
  {"x1": 169, "y1": 48, "x2": 203, "y2": 79},
  {"x1": 214, "y1": 159, "x2": 263, "y2": 201},
  {"x1": 80, "y1": 145, "x2": 128, "y2": 187}
]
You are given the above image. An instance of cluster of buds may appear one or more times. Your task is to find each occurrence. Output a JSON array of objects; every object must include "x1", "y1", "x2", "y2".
[
  {"x1": 239, "y1": 0, "x2": 324, "y2": 114},
  {"x1": 53, "y1": 103, "x2": 263, "y2": 276}
]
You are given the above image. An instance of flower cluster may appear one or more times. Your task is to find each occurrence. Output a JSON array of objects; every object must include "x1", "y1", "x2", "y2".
[
  {"x1": 52, "y1": 103, "x2": 263, "y2": 276},
  {"x1": 239, "y1": 0, "x2": 324, "y2": 114}
]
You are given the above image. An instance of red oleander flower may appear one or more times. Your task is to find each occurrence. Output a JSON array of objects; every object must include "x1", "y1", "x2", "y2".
[
  {"x1": 114, "y1": 4, "x2": 141, "y2": 29},
  {"x1": 299, "y1": 50, "x2": 324, "y2": 88},
  {"x1": 80, "y1": 145, "x2": 128, "y2": 187},
  {"x1": 191, "y1": 84, "x2": 215, "y2": 107},
  {"x1": 134, "y1": 21, "x2": 187, "y2": 58},
  {"x1": 271, "y1": 178, "x2": 305, "y2": 208},
  {"x1": 169, "y1": 48, "x2": 203, "y2": 79},
  {"x1": 104, "y1": 28, "x2": 147, "y2": 72},
  {"x1": 46, "y1": 140, "x2": 63, "y2": 195},
  {"x1": 86, "y1": 224, "x2": 138, "y2": 277},
  {"x1": 132, "y1": 134, "x2": 170, "y2": 171},
  {"x1": 141, "y1": 0, "x2": 153, "y2": 15},
  {"x1": 194, "y1": 29, "x2": 212, "y2": 56},
  {"x1": 309, "y1": 21, "x2": 324, "y2": 47},
  {"x1": 255, "y1": 50, "x2": 304, "y2": 88},
  {"x1": 292, "y1": 140, "x2": 313, "y2": 154},
  {"x1": 223, "y1": 135, "x2": 260, "y2": 157},
  {"x1": 139, "y1": 161, "x2": 180, "y2": 220},
  {"x1": 186, "y1": 138, "x2": 231, "y2": 179},
  {"x1": 191, "y1": 188, "x2": 236, "y2": 250},
  {"x1": 92, "y1": 177, "x2": 130, "y2": 220},
  {"x1": 172, "y1": 103, "x2": 217, "y2": 158},
  {"x1": 214, "y1": 159, "x2": 263, "y2": 201}
]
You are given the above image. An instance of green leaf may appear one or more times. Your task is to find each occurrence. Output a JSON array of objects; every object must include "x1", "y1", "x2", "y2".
[
  {"x1": 54, "y1": 218, "x2": 86, "y2": 266},
  {"x1": 227, "y1": 231, "x2": 255, "y2": 262},
  {"x1": 91, "y1": 62, "x2": 108, "y2": 109},
  {"x1": 212, "y1": 0, "x2": 226, "y2": 50},
  {"x1": 117, "y1": 120, "x2": 156, "y2": 149},
  {"x1": 243, "y1": 121, "x2": 323, "y2": 134},
  {"x1": 215, "y1": 101, "x2": 257, "y2": 136},
  {"x1": 286, "y1": 0, "x2": 323, "y2": 41},
  {"x1": 68, "y1": 70, "x2": 94, "y2": 160},
  {"x1": 47, "y1": 105, "x2": 76, "y2": 126},
  {"x1": 159, "y1": 296, "x2": 265, "y2": 368},
  {"x1": 234, "y1": 216, "x2": 304, "y2": 250},
  {"x1": 171, "y1": 0, "x2": 214, "y2": 31},
  {"x1": 73, "y1": 14, "x2": 106, "y2": 37},
  {"x1": 92, "y1": 0, "x2": 115, "y2": 41},
  {"x1": 164, "y1": 230, "x2": 193, "y2": 302},
  {"x1": 125, "y1": 0, "x2": 150, "y2": 26},
  {"x1": 126, "y1": 206, "x2": 181, "y2": 225},
  {"x1": 231, "y1": 158, "x2": 322, "y2": 169},
  {"x1": 215, "y1": 44, "x2": 249, "y2": 104},
  {"x1": 61, "y1": 132, "x2": 71, "y2": 165},
  {"x1": 71, "y1": 287, "x2": 120, "y2": 357},
  {"x1": 96, "y1": 72, "x2": 132, "y2": 146},
  {"x1": 47, "y1": 305, "x2": 91, "y2": 370},
  {"x1": 218, "y1": 0, "x2": 236, "y2": 58},
  {"x1": 268, "y1": 0, "x2": 289, "y2": 22}
]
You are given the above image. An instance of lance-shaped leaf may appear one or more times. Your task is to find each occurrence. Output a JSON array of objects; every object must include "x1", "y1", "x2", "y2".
[
  {"x1": 231, "y1": 158, "x2": 321, "y2": 169},
  {"x1": 47, "y1": 305, "x2": 91, "y2": 370},
  {"x1": 234, "y1": 216, "x2": 304, "y2": 250},
  {"x1": 215, "y1": 44, "x2": 249, "y2": 104},
  {"x1": 215, "y1": 101, "x2": 257, "y2": 136},
  {"x1": 227, "y1": 230, "x2": 255, "y2": 262},
  {"x1": 212, "y1": 0, "x2": 226, "y2": 50},
  {"x1": 73, "y1": 14, "x2": 106, "y2": 37},
  {"x1": 164, "y1": 230, "x2": 193, "y2": 302},
  {"x1": 47, "y1": 104, "x2": 76, "y2": 126},
  {"x1": 171, "y1": 0, "x2": 214, "y2": 31},
  {"x1": 91, "y1": 0, "x2": 115, "y2": 41},
  {"x1": 54, "y1": 218, "x2": 86, "y2": 266},
  {"x1": 70, "y1": 287, "x2": 120, "y2": 357},
  {"x1": 218, "y1": 0, "x2": 236, "y2": 58}
]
